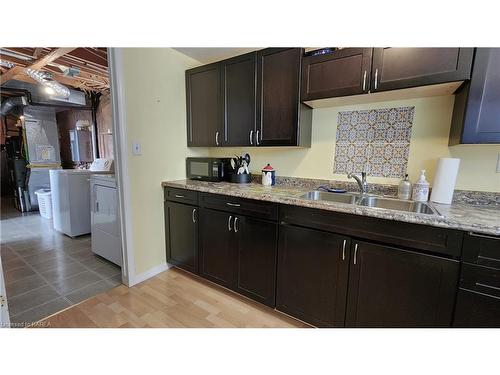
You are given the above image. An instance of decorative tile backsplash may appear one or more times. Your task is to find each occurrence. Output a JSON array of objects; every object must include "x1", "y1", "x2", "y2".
[{"x1": 333, "y1": 106, "x2": 415, "y2": 178}]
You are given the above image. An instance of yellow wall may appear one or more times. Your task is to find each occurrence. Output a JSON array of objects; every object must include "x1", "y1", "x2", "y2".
[
  {"x1": 210, "y1": 95, "x2": 500, "y2": 192},
  {"x1": 120, "y1": 48, "x2": 208, "y2": 275}
]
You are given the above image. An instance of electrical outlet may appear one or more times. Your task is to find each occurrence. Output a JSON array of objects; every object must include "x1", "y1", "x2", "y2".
[
  {"x1": 497, "y1": 153, "x2": 500, "y2": 173},
  {"x1": 132, "y1": 141, "x2": 141, "y2": 155}
]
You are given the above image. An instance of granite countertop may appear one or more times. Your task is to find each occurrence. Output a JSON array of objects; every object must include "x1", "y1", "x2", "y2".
[{"x1": 162, "y1": 179, "x2": 500, "y2": 236}]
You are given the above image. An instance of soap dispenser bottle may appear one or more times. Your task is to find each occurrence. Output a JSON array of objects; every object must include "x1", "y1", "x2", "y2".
[
  {"x1": 412, "y1": 170, "x2": 430, "y2": 202},
  {"x1": 397, "y1": 174, "x2": 412, "y2": 200}
]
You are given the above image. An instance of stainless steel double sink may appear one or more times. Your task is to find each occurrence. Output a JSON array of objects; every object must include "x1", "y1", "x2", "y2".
[{"x1": 299, "y1": 190, "x2": 439, "y2": 215}]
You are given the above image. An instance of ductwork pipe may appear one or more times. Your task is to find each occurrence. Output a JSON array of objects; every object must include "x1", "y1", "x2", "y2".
[{"x1": 0, "y1": 96, "x2": 28, "y2": 116}]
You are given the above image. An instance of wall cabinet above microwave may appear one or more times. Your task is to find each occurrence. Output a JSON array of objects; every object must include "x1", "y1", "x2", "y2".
[
  {"x1": 186, "y1": 48, "x2": 312, "y2": 148},
  {"x1": 301, "y1": 47, "x2": 474, "y2": 103}
]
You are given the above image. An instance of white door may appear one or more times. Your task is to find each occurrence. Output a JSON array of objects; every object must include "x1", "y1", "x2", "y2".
[{"x1": 0, "y1": 256, "x2": 11, "y2": 328}]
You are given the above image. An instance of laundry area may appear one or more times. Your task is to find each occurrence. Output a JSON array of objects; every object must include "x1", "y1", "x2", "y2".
[{"x1": 0, "y1": 48, "x2": 122, "y2": 327}]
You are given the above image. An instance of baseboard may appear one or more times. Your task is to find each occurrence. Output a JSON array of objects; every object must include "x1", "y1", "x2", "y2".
[{"x1": 129, "y1": 262, "x2": 171, "y2": 286}]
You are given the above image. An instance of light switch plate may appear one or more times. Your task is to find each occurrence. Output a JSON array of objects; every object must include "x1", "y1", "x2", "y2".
[
  {"x1": 496, "y1": 153, "x2": 500, "y2": 173},
  {"x1": 132, "y1": 141, "x2": 141, "y2": 155}
]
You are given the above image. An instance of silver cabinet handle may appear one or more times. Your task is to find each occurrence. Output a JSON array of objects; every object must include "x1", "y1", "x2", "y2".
[
  {"x1": 362, "y1": 70, "x2": 367, "y2": 91},
  {"x1": 234, "y1": 217, "x2": 239, "y2": 233},
  {"x1": 228, "y1": 215, "x2": 233, "y2": 231},
  {"x1": 249, "y1": 130, "x2": 254, "y2": 145},
  {"x1": 226, "y1": 202, "x2": 241, "y2": 207},
  {"x1": 215, "y1": 131, "x2": 219, "y2": 146},
  {"x1": 468, "y1": 232, "x2": 499, "y2": 241},
  {"x1": 96, "y1": 201, "x2": 99, "y2": 212},
  {"x1": 353, "y1": 243, "x2": 358, "y2": 265},
  {"x1": 192, "y1": 208, "x2": 196, "y2": 223},
  {"x1": 342, "y1": 239, "x2": 347, "y2": 261},
  {"x1": 256, "y1": 130, "x2": 260, "y2": 146},
  {"x1": 374, "y1": 69, "x2": 379, "y2": 90},
  {"x1": 175, "y1": 194, "x2": 185, "y2": 198}
]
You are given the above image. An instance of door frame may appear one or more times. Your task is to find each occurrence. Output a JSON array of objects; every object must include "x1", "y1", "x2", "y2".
[
  {"x1": 0, "y1": 255, "x2": 11, "y2": 328},
  {"x1": 108, "y1": 48, "x2": 135, "y2": 286}
]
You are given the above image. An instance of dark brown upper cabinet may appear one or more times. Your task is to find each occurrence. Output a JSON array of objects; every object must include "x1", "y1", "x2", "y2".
[
  {"x1": 449, "y1": 48, "x2": 500, "y2": 144},
  {"x1": 371, "y1": 47, "x2": 474, "y2": 92},
  {"x1": 186, "y1": 48, "x2": 311, "y2": 148},
  {"x1": 186, "y1": 63, "x2": 222, "y2": 146},
  {"x1": 301, "y1": 48, "x2": 373, "y2": 101},
  {"x1": 221, "y1": 52, "x2": 257, "y2": 146},
  {"x1": 256, "y1": 48, "x2": 311, "y2": 147}
]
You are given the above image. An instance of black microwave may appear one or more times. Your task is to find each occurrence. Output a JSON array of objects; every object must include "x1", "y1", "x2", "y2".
[{"x1": 186, "y1": 157, "x2": 232, "y2": 181}]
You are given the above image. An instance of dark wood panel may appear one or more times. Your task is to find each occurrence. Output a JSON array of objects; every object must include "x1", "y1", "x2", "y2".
[
  {"x1": 453, "y1": 288, "x2": 500, "y2": 327},
  {"x1": 235, "y1": 216, "x2": 277, "y2": 307},
  {"x1": 372, "y1": 48, "x2": 473, "y2": 92},
  {"x1": 450, "y1": 48, "x2": 500, "y2": 144},
  {"x1": 256, "y1": 48, "x2": 311, "y2": 146},
  {"x1": 301, "y1": 48, "x2": 373, "y2": 100},
  {"x1": 276, "y1": 224, "x2": 350, "y2": 327},
  {"x1": 199, "y1": 208, "x2": 235, "y2": 289},
  {"x1": 164, "y1": 187, "x2": 198, "y2": 205},
  {"x1": 222, "y1": 52, "x2": 257, "y2": 146},
  {"x1": 460, "y1": 263, "x2": 500, "y2": 298},
  {"x1": 200, "y1": 193, "x2": 278, "y2": 221},
  {"x1": 462, "y1": 232, "x2": 500, "y2": 269},
  {"x1": 186, "y1": 63, "x2": 222, "y2": 146},
  {"x1": 279, "y1": 204, "x2": 463, "y2": 257},
  {"x1": 164, "y1": 201, "x2": 198, "y2": 274},
  {"x1": 345, "y1": 240, "x2": 459, "y2": 327}
]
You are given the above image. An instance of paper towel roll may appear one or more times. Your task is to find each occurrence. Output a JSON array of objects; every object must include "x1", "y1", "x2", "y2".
[{"x1": 430, "y1": 158, "x2": 461, "y2": 204}]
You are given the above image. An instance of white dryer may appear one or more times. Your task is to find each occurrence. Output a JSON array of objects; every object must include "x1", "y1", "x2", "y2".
[
  {"x1": 90, "y1": 174, "x2": 122, "y2": 266},
  {"x1": 50, "y1": 158, "x2": 113, "y2": 237}
]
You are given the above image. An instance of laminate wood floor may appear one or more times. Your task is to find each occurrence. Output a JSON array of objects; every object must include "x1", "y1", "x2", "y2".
[{"x1": 39, "y1": 268, "x2": 309, "y2": 328}]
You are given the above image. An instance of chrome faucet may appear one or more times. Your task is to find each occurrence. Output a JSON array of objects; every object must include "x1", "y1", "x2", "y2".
[{"x1": 348, "y1": 172, "x2": 368, "y2": 194}]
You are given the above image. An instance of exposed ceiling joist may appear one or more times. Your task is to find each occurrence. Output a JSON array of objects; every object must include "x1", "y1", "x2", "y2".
[{"x1": 29, "y1": 47, "x2": 76, "y2": 70}]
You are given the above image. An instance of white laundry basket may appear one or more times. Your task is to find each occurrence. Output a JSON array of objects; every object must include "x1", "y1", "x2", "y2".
[{"x1": 35, "y1": 189, "x2": 52, "y2": 219}]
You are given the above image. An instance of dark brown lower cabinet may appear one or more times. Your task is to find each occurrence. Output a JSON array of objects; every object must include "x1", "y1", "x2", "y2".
[
  {"x1": 164, "y1": 201, "x2": 198, "y2": 274},
  {"x1": 345, "y1": 240, "x2": 460, "y2": 327},
  {"x1": 276, "y1": 224, "x2": 350, "y2": 327},
  {"x1": 199, "y1": 208, "x2": 235, "y2": 289},
  {"x1": 199, "y1": 207, "x2": 278, "y2": 304},
  {"x1": 235, "y1": 216, "x2": 277, "y2": 307},
  {"x1": 453, "y1": 289, "x2": 500, "y2": 327}
]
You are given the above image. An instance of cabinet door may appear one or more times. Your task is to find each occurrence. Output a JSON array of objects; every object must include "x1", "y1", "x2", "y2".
[
  {"x1": 276, "y1": 224, "x2": 350, "y2": 327},
  {"x1": 186, "y1": 63, "x2": 222, "y2": 146},
  {"x1": 199, "y1": 208, "x2": 235, "y2": 289},
  {"x1": 222, "y1": 52, "x2": 257, "y2": 146},
  {"x1": 453, "y1": 289, "x2": 500, "y2": 327},
  {"x1": 165, "y1": 201, "x2": 198, "y2": 274},
  {"x1": 345, "y1": 241, "x2": 459, "y2": 327},
  {"x1": 257, "y1": 48, "x2": 306, "y2": 146},
  {"x1": 301, "y1": 48, "x2": 373, "y2": 100},
  {"x1": 234, "y1": 216, "x2": 277, "y2": 307},
  {"x1": 455, "y1": 48, "x2": 500, "y2": 144},
  {"x1": 371, "y1": 48, "x2": 473, "y2": 92}
]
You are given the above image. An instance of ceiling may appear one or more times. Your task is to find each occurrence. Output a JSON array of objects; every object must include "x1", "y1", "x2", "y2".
[
  {"x1": 173, "y1": 48, "x2": 259, "y2": 64},
  {"x1": 0, "y1": 47, "x2": 109, "y2": 93}
]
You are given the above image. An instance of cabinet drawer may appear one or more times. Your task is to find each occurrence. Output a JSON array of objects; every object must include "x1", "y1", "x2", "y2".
[
  {"x1": 199, "y1": 193, "x2": 277, "y2": 221},
  {"x1": 279, "y1": 204, "x2": 463, "y2": 257},
  {"x1": 462, "y1": 232, "x2": 500, "y2": 269},
  {"x1": 164, "y1": 187, "x2": 198, "y2": 205},
  {"x1": 460, "y1": 263, "x2": 500, "y2": 298}
]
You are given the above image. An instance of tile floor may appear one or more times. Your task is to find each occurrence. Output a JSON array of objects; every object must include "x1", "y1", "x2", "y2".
[{"x1": 1, "y1": 196, "x2": 122, "y2": 327}]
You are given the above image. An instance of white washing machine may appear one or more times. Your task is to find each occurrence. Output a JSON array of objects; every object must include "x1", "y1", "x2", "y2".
[
  {"x1": 90, "y1": 174, "x2": 122, "y2": 266},
  {"x1": 50, "y1": 159, "x2": 114, "y2": 237}
]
